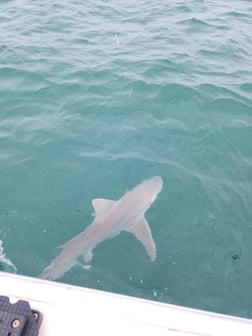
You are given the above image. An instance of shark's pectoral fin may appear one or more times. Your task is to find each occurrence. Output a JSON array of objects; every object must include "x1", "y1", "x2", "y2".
[
  {"x1": 92, "y1": 198, "x2": 116, "y2": 217},
  {"x1": 126, "y1": 217, "x2": 156, "y2": 262}
]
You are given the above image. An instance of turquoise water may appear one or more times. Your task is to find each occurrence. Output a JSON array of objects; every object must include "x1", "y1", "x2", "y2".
[{"x1": 1, "y1": 0, "x2": 252, "y2": 318}]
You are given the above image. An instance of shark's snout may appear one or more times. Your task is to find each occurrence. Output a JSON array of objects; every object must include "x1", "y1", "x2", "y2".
[{"x1": 145, "y1": 176, "x2": 163, "y2": 195}]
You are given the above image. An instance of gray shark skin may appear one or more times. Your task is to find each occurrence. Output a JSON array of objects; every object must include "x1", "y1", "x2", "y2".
[{"x1": 39, "y1": 176, "x2": 163, "y2": 280}]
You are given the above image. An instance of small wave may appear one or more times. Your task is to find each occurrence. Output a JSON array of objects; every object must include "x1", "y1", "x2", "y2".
[{"x1": 0, "y1": 240, "x2": 17, "y2": 272}]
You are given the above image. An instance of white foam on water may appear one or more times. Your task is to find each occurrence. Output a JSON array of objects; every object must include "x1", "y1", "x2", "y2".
[{"x1": 0, "y1": 240, "x2": 17, "y2": 272}]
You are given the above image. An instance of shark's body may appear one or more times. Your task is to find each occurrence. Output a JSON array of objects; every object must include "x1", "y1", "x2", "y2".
[{"x1": 39, "y1": 176, "x2": 163, "y2": 280}]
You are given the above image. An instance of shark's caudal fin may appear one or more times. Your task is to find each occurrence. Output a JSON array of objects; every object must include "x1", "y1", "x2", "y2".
[{"x1": 125, "y1": 217, "x2": 156, "y2": 262}]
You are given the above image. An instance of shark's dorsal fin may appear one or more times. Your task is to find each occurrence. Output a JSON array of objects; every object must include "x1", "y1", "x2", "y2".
[
  {"x1": 92, "y1": 198, "x2": 116, "y2": 217},
  {"x1": 125, "y1": 217, "x2": 156, "y2": 262}
]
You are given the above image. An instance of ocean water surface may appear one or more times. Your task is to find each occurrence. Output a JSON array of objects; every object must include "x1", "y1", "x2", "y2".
[{"x1": 1, "y1": 0, "x2": 252, "y2": 318}]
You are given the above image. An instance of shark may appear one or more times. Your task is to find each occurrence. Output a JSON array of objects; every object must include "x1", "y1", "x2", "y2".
[{"x1": 39, "y1": 176, "x2": 163, "y2": 280}]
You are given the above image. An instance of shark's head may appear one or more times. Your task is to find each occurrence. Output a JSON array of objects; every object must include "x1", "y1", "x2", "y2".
[
  {"x1": 142, "y1": 176, "x2": 163, "y2": 198},
  {"x1": 128, "y1": 176, "x2": 163, "y2": 212}
]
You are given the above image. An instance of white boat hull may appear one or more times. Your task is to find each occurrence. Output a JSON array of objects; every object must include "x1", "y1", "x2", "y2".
[{"x1": 1, "y1": 271, "x2": 252, "y2": 336}]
